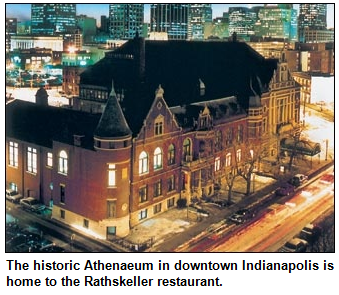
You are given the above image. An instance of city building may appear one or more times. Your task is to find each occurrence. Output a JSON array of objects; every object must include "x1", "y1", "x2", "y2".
[
  {"x1": 109, "y1": 4, "x2": 144, "y2": 39},
  {"x1": 6, "y1": 18, "x2": 17, "y2": 52},
  {"x1": 228, "y1": 7, "x2": 258, "y2": 41},
  {"x1": 298, "y1": 4, "x2": 327, "y2": 42},
  {"x1": 10, "y1": 35, "x2": 64, "y2": 52},
  {"x1": 76, "y1": 15, "x2": 97, "y2": 44},
  {"x1": 188, "y1": 4, "x2": 212, "y2": 40},
  {"x1": 62, "y1": 50, "x2": 95, "y2": 97},
  {"x1": 254, "y1": 4, "x2": 297, "y2": 41},
  {"x1": 150, "y1": 4, "x2": 189, "y2": 40},
  {"x1": 204, "y1": 14, "x2": 229, "y2": 40},
  {"x1": 6, "y1": 36, "x2": 302, "y2": 239},
  {"x1": 31, "y1": 4, "x2": 77, "y2": 35},
  {"x1": 17, "y1": 20, "x2": 31, "y2": 35}
]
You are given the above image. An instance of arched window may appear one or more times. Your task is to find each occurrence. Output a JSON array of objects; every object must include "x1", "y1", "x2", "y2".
[
  {"x1": 154, "y1": 147, "x2": 163, "y2": 170},
  {"x1": 168, "y1": 144, "x2": 175, "y2": 165},
  {"x1": 58, "y1": 150, "x2": 68, "y2": 175},
  {"x1": 183, "y1": 138, "x2": 191, "y2": 160},
  {"x1": 139, "y1": 151, "x2": 149, "y2": 175}
]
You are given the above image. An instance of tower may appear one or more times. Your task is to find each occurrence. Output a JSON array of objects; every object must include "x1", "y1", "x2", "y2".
[
  {"x1": 150, "y1": 4, "x2": 189, "y2": 40},
  {"x1": 93, "y1": 82, "x2": 132, "y2": 237},
  {"x1": 109, "y1": 4, "x2": 144, "y2": 39},
  {"x1": 31, "y1": 4, "x2": 76, "y2": 35}
]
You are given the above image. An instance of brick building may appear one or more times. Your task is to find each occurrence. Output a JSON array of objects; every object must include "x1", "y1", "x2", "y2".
[{"x1": 6, "y1": 37, "x2": 300, "y2": 239}]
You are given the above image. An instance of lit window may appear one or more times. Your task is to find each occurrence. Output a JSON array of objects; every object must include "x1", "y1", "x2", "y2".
[
  {"x1": 108, "y1": 164, "x2": 116, "y2": 187},
  {"x1": 9, "y1": 141, "x2": 19, "y2": 167},
  {"x1": 167, "y1": 197, "x2": 175, "y2": 208},
  {"x1": 215, "y1": 157, "x2": 221, "y2": 171},
  {"x1": 236, "y1": 149, "x2": 242, "y2": 162},
  {"x1": 58, "y1": 150, "x2": 68, "y2": 175},
  {"x1": 139, "y1": 151, "x2": 148, "y2": 175},
  {"x1": 226, "y1": 153, "x2": 232, "y2": 167},
  {"x1": 183, "y1": 138, "x2": 191, "y2": 159},
  {"x1": 47, "y1": 152, "x2": 53, "y2": 167},
  {"x1": 154, "y1": 147, "x2": 163, "y2": 170},
  {"x1": 27, "y1": 147, "x2": 37, "y2": 174}
]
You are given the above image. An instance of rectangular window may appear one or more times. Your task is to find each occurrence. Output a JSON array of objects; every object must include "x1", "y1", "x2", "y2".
[
  {"x1": 60, "y1": 184, "x2": 65, "y2": 204},
  {"x1": 9, "y1": 141, "x2": 19, "y2": 167},
  {"x1": 108, "y1": 164, "x2": 116, "y2": 187},
  {"x1": 236, "y1": 149, "x2": 242, "y2": 162},
  {"x1": 154, "y1": 180, "x2": 162, "y2": 197},
  {"x1": 107, "y1": 200, "x2": 116, "y2": 218},
  {"x1": 167, "y1": 176, "x2": 175, "y2": 192},
  {"x1": 60, "y1": 209, "x2": 65, "y2": 219},
  {"x1": 138, "y1": 209, "x2": 148, "y2": 220},
  {"x1": 226, "y1": 153, "x2": 232, "y2": 167},
  {"x1": 27, "y1": 147, "x2": 37, "y2": 174},
  {"x1": 155, "y1": 121, "x2": 163, "y2": 136},
  {"x1": 153, "y1": 203, "x2": 162, "y2": 214},
  {"x1": 139, "y1": 186, "x2": 148, "y2": 203},
  {"x1": 167, "y1": 197, "x2": 175, "y2": 208},
  {"x1": 47, "y1": 152, "x2": 53, "y2": 167},
  {"x1": 83, "y1": 219, "x2": 89, "y2": 228},
  {"x1": 214, "y1": 157, "x2": 221, "y2": 171}
]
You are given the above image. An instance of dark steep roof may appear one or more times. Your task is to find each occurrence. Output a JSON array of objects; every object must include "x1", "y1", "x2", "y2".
[
  {"x1": 80, "y1": 38, "x2": 278, "y2": 135},
  {"x1": 6, "y1": 100, "x2": 101, "y2": 149},
  {"x1": 94, "y1": 84, "x2": 132, "y2": 139}
]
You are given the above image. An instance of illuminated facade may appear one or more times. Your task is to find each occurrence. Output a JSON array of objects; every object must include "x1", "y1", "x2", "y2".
[
  {"x1": 255, "y1": 5, "x2": 297, "y2": 41},
  {"x1": 188, "y1": 4, "x2": 212, "y2": 40},
  {"x1": 6, "y1": 37, "x2": 301, "y2": 239},
  {"x1": 31, "y1": 4, "x2": 76, "y2": 35},
  {"x1": 298, "y1": 4, "x2": 327, "y2": 42},
  {"x1": 228, "y1": 7, "x2": 257, "y2": 41},
  {"x1": 6, "y1": 18, "x2": 17, "y2": 53},
  {"x1": 109, "y1": 4, "x2": 144, "y2": 39},
  {"x1": 150, "y1": 4, "x2": 189, "y2": 40}
]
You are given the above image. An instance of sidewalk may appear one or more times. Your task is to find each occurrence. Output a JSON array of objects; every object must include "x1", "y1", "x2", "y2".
[{"x1": 122, "y1": 158, "x2": 334, "y2": 252}]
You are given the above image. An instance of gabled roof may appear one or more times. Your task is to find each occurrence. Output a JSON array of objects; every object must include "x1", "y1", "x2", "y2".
[
  {"x1": 94, "y1": 83, "x2": 132, "y2": 139},
  {"x1": 6, "y1": 100, "x2": 101, "y2": 149}
]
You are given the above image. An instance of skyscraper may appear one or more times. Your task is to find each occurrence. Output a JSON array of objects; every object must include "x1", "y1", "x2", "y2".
[
  {"x1": 298, "y1": 4, "x2": 327, "y2": 42},
  {"x1": 228, "y1": 7, "x2": 257, "y2": 41},
  {"x1": 6, "y1": 18, "x2": 17, "y2": 52},
  {"x1": 109, "y1": 4, "x2": 144, "y2": 39},
  {"x1": 255, "y1": 5, "x2": 297, "y2": 41},
  {"x1": 150, "y1": 4, "x2": 189, "y2": 40},
  {"x1": 31, "y1": 4, "x2": 76, "y2": 35},
  {"x1": 188, "y1": 4, "x2": 212, "y2": 40}
]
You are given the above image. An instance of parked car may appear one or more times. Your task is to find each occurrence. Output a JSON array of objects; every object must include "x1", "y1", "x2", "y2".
[
  {"x1": 288, "y1": 174, "x2": 308, "y2": 187},
  {"x1": 299, "y1": 223, "x2": 322, "y2": 243},
  {"x1": 275, "y1": 183, "x2": 295, "y2": 197},
  {"x1": 228, "y1": 208, "x2": 255, "y2": 224},
  {"x1": 279, "y1": 238, "x2": 308, "y2": 252},
  {"x1": 20, "y1": 197, "x2": 45, "y2": 212},
  {"x1": 6, "y1": 189, "x2": 23, "y2": 203}
]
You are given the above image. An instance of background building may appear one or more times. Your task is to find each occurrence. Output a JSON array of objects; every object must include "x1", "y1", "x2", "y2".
[
  {"x1": 109, "y1": 4, "x2": 144, "y2": 39},
  {"x1": 228, "y1": 7, "x2": 257, "y2": 41},
  {"x1": 298, "y1": 4, "x2": 327, "y2": 42},
  {"x1": 6, "y1": 18, "x2": 17, "y2": 52},
  {"x1": 255, "y1": 4, "x2": 297, "y2": 41},
  {"x1": 150, "y1": 4, "x2": 189, "y2": 40},
  {"x1": 188, "y1": 4, "x2": 212, "y2": 40},
  {"x1": 31, "y1": 4, "x2": 77, "y2": 35}
]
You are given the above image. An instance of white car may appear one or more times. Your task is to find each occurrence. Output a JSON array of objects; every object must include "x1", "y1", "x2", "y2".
[
  {"x1": 20, "y1": 197, "x2": 45, "y2": 212},
  {"x1": 6, "y1": 189, "x2": 23, "y2": 203},
  {"x1": 279, "y1": 238, "x2": 308, "y2": 252}
]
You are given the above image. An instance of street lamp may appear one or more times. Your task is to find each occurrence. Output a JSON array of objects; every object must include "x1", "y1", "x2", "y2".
[{"x1": 324, "y1": 139, "x2": 329, "y2": 161}]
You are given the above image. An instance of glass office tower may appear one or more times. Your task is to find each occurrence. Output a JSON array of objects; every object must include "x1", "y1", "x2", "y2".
[{"x1": 31, "y1": 4, "x2": 76, "y2": 35}]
